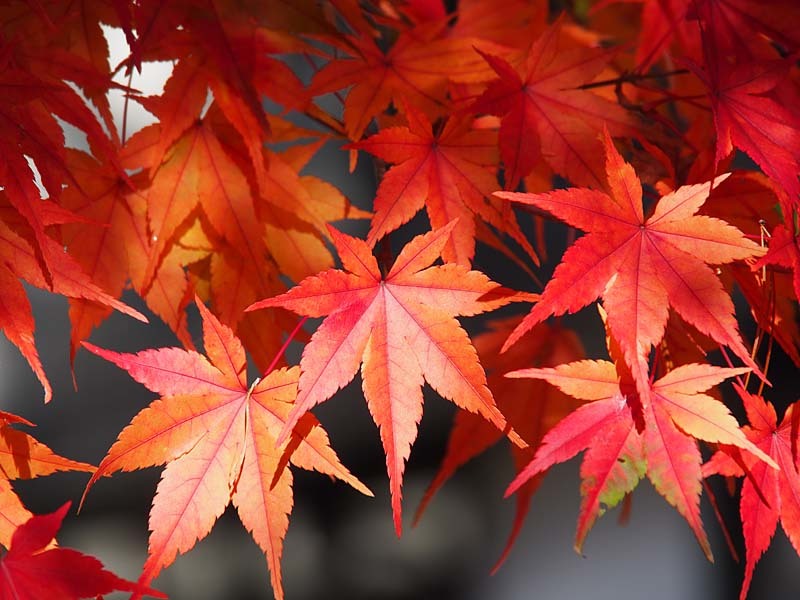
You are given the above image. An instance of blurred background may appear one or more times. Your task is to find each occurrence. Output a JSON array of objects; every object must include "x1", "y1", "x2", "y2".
[{"x1": 4, "y1": 19, "x2": 799, "y2": 600}]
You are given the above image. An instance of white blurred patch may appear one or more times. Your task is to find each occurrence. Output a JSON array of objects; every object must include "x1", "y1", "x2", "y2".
[
  {"x1": 24, "y1": 155, "x2": 49, "y2": 199},
  {"x1": 101, "y1": 24, "x2": 174, "y2": 139}
]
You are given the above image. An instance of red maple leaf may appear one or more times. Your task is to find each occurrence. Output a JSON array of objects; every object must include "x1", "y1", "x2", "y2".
[
  {"x1": 755, "y1": 223, "x2": 800, "y2": 303},
  {"x1": 351, "y1": 100, "x2": 537, "y2": 266},
  {"x1": 497, "y1": 129, "x2": 765, "y2": 415},
  {"x1": 120, "y1": 0, "x2": 291, "y2": 151},
  {"x1": 248, "y1": 222, "x2": 530, "y2": 534},
  {"x1": 309, "y1": 24, "x2": 491, "y2": 141},
  {"x1": 692, "y1": 56, "x2": 800, "y2": 207},
  {"x1": 704, "y1": 388, "x2": 800, "y2": 600},
  {"x1": 699, "y1": 173, "x2": 800, "y2": 366},
  {"x1": 82, "y1": 297, "x2": 370, "y2": 599},
  {"x1": 619, "y1": 0, "x2": 800, "y2": 71},
  {"x1": 0, "y1": 502, "x2": 164, "y2": 599},
  {"x1": 0, "y1": 57, "x2": 124, "y2": 289},
  {"x1": 471, "y1": 19, "x2": 639, "y2": 190},
  {"x1": 505, "y1": 345, "x2": 776, "y2": 560}
]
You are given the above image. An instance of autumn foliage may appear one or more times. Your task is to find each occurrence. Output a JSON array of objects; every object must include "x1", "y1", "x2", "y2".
[{"x1": 1, "y1": 0, "x2": 799, "y2": 598}]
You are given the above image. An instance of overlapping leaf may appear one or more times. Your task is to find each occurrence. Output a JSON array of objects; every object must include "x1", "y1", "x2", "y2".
[
  {"x1": 309, "y1": 24, "x2": 495, "y2": 141},
  {"x1": 0, "y1": 196, "x2": 147, "y2": 401},
  {"x1": 0, "y1": 411, "x2": 93, "y2": 550},
  {"x1": 704, "y1": 389, "x2": 800, "y2": 600},
  {"x1": 693, "y1": 57, "x2": 800, "y2": 208},
  {"x1": 505, "y1": 348, "x2": 776, "y2": 559},
  {"x1": 472, "y1": 20, "x2": 639, "y2": 189},
  {"x1": 756, "y1": 224, "x2": 800, "y2": 303},
  {"x1": 621, "y1": 0, "x2": 800, "y2": 71},
  {"x1": 248, "y1": 223, "x2": 530, "y2": 534},
  {"x1": 699, "y1": 173, "x2": 800, "y2": 366},
  {"x1": 124, "y1": 85, "x2": 366, "y2": 357},
  {"x1": 0, "y1": 502, "x2": 164, "y2": 599},
  {"x1": 352, "y1": 101, "x2": 536, "y2": 265},
  {"x1": 60, "y1": 149, "x2": 153, "y2": 363},
  {"x1": 82, "y1": 297, "x2": 370, "y2": 599},
  {"x1": 497, "y1": 130, "x2": 765, "y2": 415}
]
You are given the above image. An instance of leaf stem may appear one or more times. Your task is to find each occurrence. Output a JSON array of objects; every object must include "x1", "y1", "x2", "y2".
[
  {"x1": 121, "y1": 68, "x2": 134, "y2": 144},
  {"x1": 702, "y1": 479, "x2": 740, "y2": 563}
]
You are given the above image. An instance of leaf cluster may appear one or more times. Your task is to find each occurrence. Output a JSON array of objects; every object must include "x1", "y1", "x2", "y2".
[{"x1": 0, "y1": 0, "x2": 799, "y2": 598}]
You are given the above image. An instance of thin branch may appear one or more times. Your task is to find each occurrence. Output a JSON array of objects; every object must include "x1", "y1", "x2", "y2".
[{"x1": 575, "y1": 68, "x2": 690, "y2": 91}]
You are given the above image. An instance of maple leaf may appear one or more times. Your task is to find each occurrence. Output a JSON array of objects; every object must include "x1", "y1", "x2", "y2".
[
  {"x1": 129, "y1": 116, "x2": 273, "y2": 297},
  {"x1": 0, "y1": 411, "x2": 93, "y2": 549},
  {"x1": 0, "y1": 501, "x2": 165, "y2": 599},
  {"x1": 309, "y1": 24, "x2": 493, "y2": 141},
  {"x1": 704, "y1": 388, "x2": 800, "y2": 600},
  {"x1": 496, "y1": 130, "x2": 765, "y2": 415},
  {"x1": 696, "y1": 173, "x2": 800, "y2": 366},
  {"x1": 351, "y1": 100, "x2": 537, "y2": 266},
  {"x1": 248, "y1": 223, "x2": 530, "y2": 534},
  {"x1": 448, "y1": 0, "x2": 548, "y2": 48},
  {"x1": 414, "y1": 319, "x2": 583, "y2": 570},
  {"x1": 60, "y1": 149, "x2": 153, "y2": 364},
  {"x1": 691, "y1": 0, "x2": 800, "y2": 61},
  {"x1": 619, "y1": 0, "x2": 800, "y2": 71},
  {"x1": 121, "y1": 0, "x2": 288, "y2": 149},
  {"x1": 692, "y1": 56, "x2": 800, "y2": 207},
  {"x1": 0, "y1": 54, "x2": 124, "y2": 293},
  {"x1": 471, "y1": 19, "x2": 639, "y2": 189},
  {"x1": 133, "y1": 31, "x2": 307, "y2": 195},
  {"x1": 122, "y1": 114, "x2": 279, "y2": 341},
  {"x1": 125, "y1": 100, "x2": 365, "y2": 351},
  {"x1": 82, "y1": 297, "x2": 370, "y2": 600},
  {"x1": 2, "y1": 0, "x2": 131, "y2": 146},
  {"x1": 0, "y1": 198, "x2": 147, "y2": 401},
  {"x1": 755, "y1": 223, "x2": 800, "y2": 303},
  {"x1": 505, "y1": 352, "x2": 776, "y2": 560}
]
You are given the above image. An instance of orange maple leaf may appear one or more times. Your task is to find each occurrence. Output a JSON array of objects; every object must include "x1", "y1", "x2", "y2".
[
  {"x1": 61, "y1": 149, "x2": 153, "y2": 364},
  {"x1": 130, "y1": 116, "x2": 274, "y2": 297},
  {"x1": 248, "y1": 223, "x2": 531, "y2": 534},
  {"x1": 497, "y1": 129, "x2": 765, "y2": 418},
  {"x1": 82, "y1": 297, "x2": 370, "y2": 600},
  {"x1": 0, "y1": 195, "x2": 146, "y2": 401},
  {"x1": 506, "y1": 348, "x2": 776, "y2": 561},
  {"x1": 0, "y1": 411, "x2": 93, "y2": 549},
  {"x1": 351, "y1": 100, "x2": 537, "y2": 266}
]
